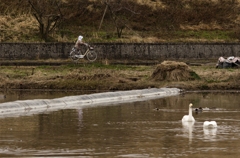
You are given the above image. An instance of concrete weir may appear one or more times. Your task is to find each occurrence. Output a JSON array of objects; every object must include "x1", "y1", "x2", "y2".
[{"x1": 0, "y1": 88, "x2": 180, "y2": 118}]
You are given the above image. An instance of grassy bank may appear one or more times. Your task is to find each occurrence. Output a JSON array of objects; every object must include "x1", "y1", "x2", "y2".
[
  {"x1": 0, "y1": 61, "x2": 239, "y2": 91},
  {"x1": 1, "y1": 0, "x2": 240, "y2": 43}
]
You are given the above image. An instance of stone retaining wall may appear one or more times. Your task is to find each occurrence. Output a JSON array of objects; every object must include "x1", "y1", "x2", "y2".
[{"x1": 0, "y1": 43, "x2": 239, "y2": 61}]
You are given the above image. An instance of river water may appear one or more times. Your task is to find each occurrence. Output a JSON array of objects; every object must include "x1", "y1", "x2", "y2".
[{"x1": 0, "y1": 91, "x2": 239, "y2": 157}]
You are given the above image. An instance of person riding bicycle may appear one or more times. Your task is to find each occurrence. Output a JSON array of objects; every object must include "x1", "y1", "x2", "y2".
[
  {"x1": 74, "y1": 35, "x2": 88, "y2": 50},
  {"x1": 70, "y1": 35, "x2": 97, "y2": 62}
]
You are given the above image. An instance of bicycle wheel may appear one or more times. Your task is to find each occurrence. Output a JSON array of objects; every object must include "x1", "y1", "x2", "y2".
[
  {"x1": 70, "y1": 48, "x2": 81, "y2": 61},
  {"x1": 87, "y1": 50, "x2": 97, "y2": 62}
]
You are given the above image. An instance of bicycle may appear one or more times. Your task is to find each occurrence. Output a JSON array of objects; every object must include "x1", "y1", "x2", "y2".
[{"x1": 70, "y1": 45, "x2": 97, "y2": 62}]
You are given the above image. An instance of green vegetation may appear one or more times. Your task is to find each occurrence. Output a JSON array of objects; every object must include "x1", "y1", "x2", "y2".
[
  {"x1": 190, "y1": 71, "x2": 201, "y2": 80},
  {"x1": 1, "y1": 0, "x2": 240, "y2": 43}
]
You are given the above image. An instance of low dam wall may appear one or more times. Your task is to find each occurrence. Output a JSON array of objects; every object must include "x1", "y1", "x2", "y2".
[
  {"x1": 0, "y1": 43, "x2": 239, "y2": 61},
  {"x1": 0, "y1": 88, "x2": 180, "y2": 118}
]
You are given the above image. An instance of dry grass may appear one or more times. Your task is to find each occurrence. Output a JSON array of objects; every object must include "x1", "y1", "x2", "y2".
[
  {"x1": 135, "y1": 0, "x2": 165, "y2": 9},
  {"x1": 192, "y1": 65, "x2": 240, "y2": 82},
  {"x1": 0, "y1": 62, "x2": 239, "y2": 90},
  {"x1": 118, "y1": 35, "x2": 167, "y2": 43},
  {"x1": 180, "y1": 22, "x2": 223, "y2": 30},
  {"x1": 1, "y1": 0, "x2": 240, "y2": 42},
  {"x1": 0, "y1": 14, "x2": 38, "y2": 42},
  {"x1": 151, "y1": 61, "x2": 197, "y2": 81}
]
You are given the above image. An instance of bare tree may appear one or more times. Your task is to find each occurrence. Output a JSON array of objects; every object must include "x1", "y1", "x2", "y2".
[
  {"x1": 102, "y1": 0, "x2": 139, "y2": 38},
  {"x1": 28, "y1": 0, "x2": 63, "y2": 41}
]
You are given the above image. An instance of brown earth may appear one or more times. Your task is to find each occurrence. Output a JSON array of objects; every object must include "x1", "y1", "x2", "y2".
[{"x1": 0, "y1": 60, "x2": 239, "y2": 92}]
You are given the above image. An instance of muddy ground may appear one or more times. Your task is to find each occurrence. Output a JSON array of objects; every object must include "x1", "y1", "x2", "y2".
[{"x1": 0, "y1": 60, "x2": 239, "y2": 92}]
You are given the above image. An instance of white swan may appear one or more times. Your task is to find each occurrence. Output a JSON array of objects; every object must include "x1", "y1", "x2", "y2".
[
  {"x1": 182, "y1": 103, "x2": 195, "y2": 122},
  {"x1": 203, "y1": 121, "x2": 217, "y2": 128}
]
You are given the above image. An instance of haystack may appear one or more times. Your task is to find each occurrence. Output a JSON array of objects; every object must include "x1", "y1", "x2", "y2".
[{"x1": 151, "y1": 61, "x2": 198, "y2": 81}]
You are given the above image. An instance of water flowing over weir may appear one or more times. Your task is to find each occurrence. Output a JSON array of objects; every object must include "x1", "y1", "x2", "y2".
[{"x1": 0, "y1": 88, "x2": 180, "y2": 118}]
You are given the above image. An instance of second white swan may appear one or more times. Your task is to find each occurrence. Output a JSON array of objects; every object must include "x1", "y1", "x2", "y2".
[{"x1": 203, "y1": 121, "x2": 217, "y2": 128}]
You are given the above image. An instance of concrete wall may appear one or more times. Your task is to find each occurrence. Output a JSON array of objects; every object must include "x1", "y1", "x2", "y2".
[{"x1": 0, "y1": 43, "x2": 239, "y2": 61}]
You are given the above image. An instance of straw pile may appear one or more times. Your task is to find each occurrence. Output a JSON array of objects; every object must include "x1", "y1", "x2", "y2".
[{"x1": 151, "y1": 61, "x2": 197, "y2": 81}]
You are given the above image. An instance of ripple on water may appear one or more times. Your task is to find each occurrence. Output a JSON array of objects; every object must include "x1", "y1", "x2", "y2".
[{"x1": 0, "y1": 148, "x2": 96, "y2": 157}]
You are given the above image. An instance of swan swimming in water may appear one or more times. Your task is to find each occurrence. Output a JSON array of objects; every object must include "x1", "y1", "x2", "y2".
[
  {"x1": 203, "y1": 121, "x2": 217, "y2": 128},
  {"x1": 182, "y1": 103, "x2": 195, "y2": 122}
]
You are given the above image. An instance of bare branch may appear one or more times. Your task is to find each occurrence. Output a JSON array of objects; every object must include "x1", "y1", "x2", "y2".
[
  {"x1": 28, "y1": 0, "x2": 63, "y2": 41},
  {"x1": 104, "y1": 0, "x2": 138, "y2": 38}
]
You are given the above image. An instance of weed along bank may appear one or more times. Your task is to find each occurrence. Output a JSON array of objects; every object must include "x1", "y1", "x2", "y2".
[{"x1": 0, "y1": 43, "x2": 240, "y2": 62}]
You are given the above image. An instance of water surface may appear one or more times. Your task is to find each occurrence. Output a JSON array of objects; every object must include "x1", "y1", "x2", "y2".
[{"x1": 0, "y1": 91, "x2": 239, "y2": 157}]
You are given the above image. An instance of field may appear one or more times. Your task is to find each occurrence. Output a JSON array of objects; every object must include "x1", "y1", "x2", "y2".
[{"x1": 0, "y1": 61, "x2": 239, "y2": 91}]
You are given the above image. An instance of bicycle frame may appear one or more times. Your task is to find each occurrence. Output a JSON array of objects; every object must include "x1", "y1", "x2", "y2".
[
  {"x1": 81, "y1": 47, "x2": 92, "y2": 58},
  {"x1": 70, "y1": 45, "x2": 97, "y2": 62}
]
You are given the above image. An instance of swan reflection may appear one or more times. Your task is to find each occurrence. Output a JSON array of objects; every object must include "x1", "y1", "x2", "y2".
[
  {"x1": 182, "y1": 121, "x2": 194, "y2": 144},
  {"x1": 203, "y1": 127, "x2": 217, "y2": 140}
]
